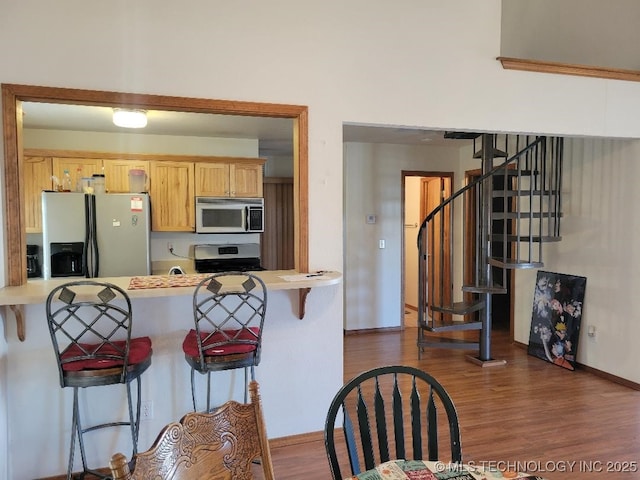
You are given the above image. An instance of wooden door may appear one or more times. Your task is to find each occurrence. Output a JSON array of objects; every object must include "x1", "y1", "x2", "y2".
[
  {"x1": 261, "y1": 177, "x2": 294, "y2": 269},
  {"x1": 24, "y1": 156, "x2": 53, "y2": 233},
  {"x1": 149, "y1": 161, "x2": 195, "y2": 231},
  {"x1": 424, "y1": 177, "x2": 452, "y2": 323}
]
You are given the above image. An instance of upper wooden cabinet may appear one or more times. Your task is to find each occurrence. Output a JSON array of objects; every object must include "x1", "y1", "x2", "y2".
[
  {"x1": 103, "y1": 159, "x2": 149, "y2": 193},
  {"x1": 52, "y1": 157, "x2": 103, "y2": 191},
  {"x1": 232, "y1": 162, "x2": 264, "y2": 197},
  {"x1": 24, "y1": 150, "x2": 265, "y2": 232},
  {"x1": 24, "y1": 156, "x2": 53, "y2": 233},
  {"x1": 195, "y1": 159, "x2": 264, "y2": 198},
  {"x1": 149, "y1": 160, "x2": 195, "y2": 232}
]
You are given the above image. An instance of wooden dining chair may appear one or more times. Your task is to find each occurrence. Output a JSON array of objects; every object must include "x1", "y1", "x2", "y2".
[
  {"x1": 109, "y1": 380, "x2": 275, "y2": 480},
  {"x1": 324, "y1": 365, "x2": 462, "y2": 480}
]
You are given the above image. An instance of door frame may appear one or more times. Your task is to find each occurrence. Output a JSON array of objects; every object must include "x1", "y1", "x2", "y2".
[{"x1": 401, "y1": 170, "x2": 453, "y2": 328}]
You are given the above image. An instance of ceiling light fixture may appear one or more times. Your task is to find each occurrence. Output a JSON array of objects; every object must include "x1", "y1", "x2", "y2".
[{"x1": 112, "y1": 108, "x2": 147, "y2": 128}]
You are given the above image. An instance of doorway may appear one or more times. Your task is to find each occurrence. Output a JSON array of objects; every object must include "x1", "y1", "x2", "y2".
[{"x1": 402, "y1": 171, "x2": 452, "y2": 328}]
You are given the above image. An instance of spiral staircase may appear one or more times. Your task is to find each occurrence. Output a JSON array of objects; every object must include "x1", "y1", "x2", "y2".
[{"x1": 417, "y1": 133, "x2": 564, "y2": 365}]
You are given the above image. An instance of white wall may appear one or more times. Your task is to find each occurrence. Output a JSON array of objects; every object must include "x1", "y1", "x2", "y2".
[
  {"x1": 3, "y1": 1, "x2": 640, "y2": 478},
  {"x1": 344, "y1": 143, "x2": 463, "y2": 330},
  {"x1": 513, "y1": 137, "x2": 640, "y2": 382},
  {"x1": 24, "y1": 128, "x2": 259, "y2": 157},
  {"x1": 501, "y1": 0, "x2": 640, "y2": 70}
]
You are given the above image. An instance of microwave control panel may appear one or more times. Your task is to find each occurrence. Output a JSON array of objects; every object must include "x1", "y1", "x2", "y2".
[{"x1": 248, "y1": 207, "x2": 264, "y2": 231}]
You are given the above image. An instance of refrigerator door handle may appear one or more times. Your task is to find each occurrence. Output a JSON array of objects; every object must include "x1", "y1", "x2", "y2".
[
  {"x1": 84, "y1": 194, "x2": 91, "y2": 277},
  {"x1": 90, "y1": 194, "x2": 100, "y2": 277}
]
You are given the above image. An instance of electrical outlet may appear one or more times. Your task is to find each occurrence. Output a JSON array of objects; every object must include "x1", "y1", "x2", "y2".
[{"x1": 141, "y1": 400, "x2": 154, "y2": 421}]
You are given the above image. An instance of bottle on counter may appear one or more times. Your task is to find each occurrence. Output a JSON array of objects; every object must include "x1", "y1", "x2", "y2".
[
  {"x1": 61, "y1": 170, "x2": 72, "y2": 192},
  {"x1": 75, "y1": 167, "x2": 83, "y2": 192}
]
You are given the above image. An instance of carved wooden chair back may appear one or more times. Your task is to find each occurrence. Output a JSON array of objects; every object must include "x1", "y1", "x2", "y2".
[{"x1": 110, "y1": 380, "x2": 275, "y2": 480}]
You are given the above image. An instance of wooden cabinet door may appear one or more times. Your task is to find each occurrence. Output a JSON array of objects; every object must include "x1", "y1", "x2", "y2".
[
  {"x1": 52, "y1": 158, "x2": 103, "y2": 191},
  {"x1": 103, "y1": 159, "x2": 149, "y2": 193},
  {"x1": 231, "y1": 163, "x2": 263, "y2": 197},
  {"x1": 195, "y1": 162, "x2": 230, "y2": 197},
  {"x1": 149, "y1": 161, "x2": 194, "y2": 231},
  {"x1": 24, "y1": 156, "x2": 53, "y2": 233}
]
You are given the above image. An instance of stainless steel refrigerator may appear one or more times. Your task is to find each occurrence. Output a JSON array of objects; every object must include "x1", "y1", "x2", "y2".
[{"x1": 42, "y1": 192, "x2": 151, "y2": 279}]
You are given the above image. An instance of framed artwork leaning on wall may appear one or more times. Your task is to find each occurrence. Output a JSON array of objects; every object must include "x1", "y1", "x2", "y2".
[{"x1": 528, "y1": 271, "x2": 587, "y2": 371}]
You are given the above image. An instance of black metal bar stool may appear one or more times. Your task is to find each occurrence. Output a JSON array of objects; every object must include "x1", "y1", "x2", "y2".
[
  {"x1": 182, "y1": 271, "x2": 267, "y2": 411},
  {"x1": 46, "y1": 280, "x2": 153, "y2": 479}
]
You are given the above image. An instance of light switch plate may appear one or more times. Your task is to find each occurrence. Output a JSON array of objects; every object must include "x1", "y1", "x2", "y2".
[{"x1": 366, "y1": 214, "x2": 377, "y2": 224}]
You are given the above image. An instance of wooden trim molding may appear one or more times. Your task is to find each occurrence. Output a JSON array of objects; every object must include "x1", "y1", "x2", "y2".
[
  {"x1": 497, "y1": 56, "x2": 640, "y2": 82},
  {"x1": 513, "y1": 340, "x2": 640, "y2": 390},
  {"x1": 2, "y1": 83, "x2": 310, "y2": 288}
]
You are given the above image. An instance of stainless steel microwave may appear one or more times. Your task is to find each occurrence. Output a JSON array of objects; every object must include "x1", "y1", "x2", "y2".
[{"x1": 195, "y1": 197, "x2": 264, "y2": 233}]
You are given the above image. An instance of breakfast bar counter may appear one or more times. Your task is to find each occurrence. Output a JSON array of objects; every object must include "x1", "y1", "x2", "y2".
[
  {"x1": 1, "y1": 269, "x2": 344, "y2": 478},
  {"x1": 0, "y1": 270, "x2": 342, "y2": 341}
]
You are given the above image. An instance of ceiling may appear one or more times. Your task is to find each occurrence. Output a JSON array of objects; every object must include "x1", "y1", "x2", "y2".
[{"x1": 21, "y1": 102, "x2": 474, "y2": 156}]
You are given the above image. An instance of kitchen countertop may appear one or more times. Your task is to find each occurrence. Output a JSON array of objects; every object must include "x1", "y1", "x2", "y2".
[{"x1": 0, "y1": 269, "x2": 342, "y2": 341}]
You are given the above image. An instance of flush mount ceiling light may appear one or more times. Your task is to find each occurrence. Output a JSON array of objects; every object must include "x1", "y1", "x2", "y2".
[{"x1": 112, "y1": 108, "x2": 147, "y2": 128}]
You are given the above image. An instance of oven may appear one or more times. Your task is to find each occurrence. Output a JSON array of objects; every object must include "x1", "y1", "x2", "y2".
[{"x1": 194, "y1": 243, "x2": 265, "y2": 273}]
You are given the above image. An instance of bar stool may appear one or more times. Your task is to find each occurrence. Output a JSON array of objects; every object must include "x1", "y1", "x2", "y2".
[
  {"x1": 182, "y1": 271, "x2": 267, "y2": 411},
  {"x1": 46, "y1": 280, "x2": 153, "y2": 480}
]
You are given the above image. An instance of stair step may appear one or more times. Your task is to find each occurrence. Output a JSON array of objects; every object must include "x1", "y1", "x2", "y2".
[
  {"x1": 429, "y1": 301, "x2": 485, "y2": 316},
  {"x1": 421, "y1": 317, "x2": 483, "y2": 333},
  {"x1": 492, "y1": 211, "x2": 563, "y2": 220},
  {"x1": 493, "y1": 189, "x2": 560, "y2": 197},
  {"x1": 503, "y1": 169, "x2": 539, "y2": 176},
  {"x1": 488, "y1": 258, "x2": 544, "y2": 269},
  {"x1": 462, "y1": 284, "x2": 507, "y2": 294},
  {"x1": 489, "y1": 234, "x2": 562, "y2": 243},
  {"x1": 473, "y1": 148, "x2": 507, "y2": 159},
  {"x1": 417, "y1": 336, "x2": 479, "y2": 350},
  {"x1": 444, "y1": 131, "x2": 481, "y2": 140}
]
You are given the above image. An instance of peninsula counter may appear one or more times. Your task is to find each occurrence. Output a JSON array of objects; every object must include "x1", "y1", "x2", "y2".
[
  {"x1": 0, "y1": 269, "x2": 343, "y2": 478},
  {"x1": 0, "y1": 269, "x2": 342, "y2": 341}
]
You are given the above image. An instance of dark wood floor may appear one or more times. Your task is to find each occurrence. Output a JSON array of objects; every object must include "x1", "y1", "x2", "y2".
[
  {"x1": 270, "y1": 327, "x2": 640, "y2": 480},
  {"x1": 47, "y1": 326, "x2": 640, "y2": 479}
]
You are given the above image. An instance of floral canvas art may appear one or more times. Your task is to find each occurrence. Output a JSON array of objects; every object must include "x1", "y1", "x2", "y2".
[{"x1": 527, "y1": 271, "x2": 587, "y2": 371}]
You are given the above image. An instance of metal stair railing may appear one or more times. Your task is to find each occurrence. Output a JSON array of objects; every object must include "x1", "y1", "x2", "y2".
[{"x1": 417, "y1": 135, "x2": 563, "y2": 359}]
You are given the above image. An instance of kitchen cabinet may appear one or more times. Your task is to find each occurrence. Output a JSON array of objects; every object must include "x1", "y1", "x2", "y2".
[
  {"x1": 195, "y1": 159, "x2": 264, "y2": 198},
  {"x1": 103, "y1": 159, "x2": 149, "y2": 193},
  {"x1": 24, "y1": 156, "x2": 53, "y2": 233},
  {"x1": 25, "y1": 151, "x2": 263, "y2": 233},
  {"x1": 52, "y1": 157, "x2": 103, "y2": 191},
  {"x1": 149, "y1": 160, "x2": 195, "y2": 231}
]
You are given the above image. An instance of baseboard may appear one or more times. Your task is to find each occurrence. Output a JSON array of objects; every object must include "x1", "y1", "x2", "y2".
[
  {"x1": 39, "y1": 434, "x2": 326, "y2": 479},
  {"x1": 269, "y1": 430, "x2": 324, "y2": 449},
  {"x1": 344, "y1": 326, "x2": 403, "y2": 336},
  {"x1": 514, "y1": 340, "x2": 640, "y2": 390}
]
